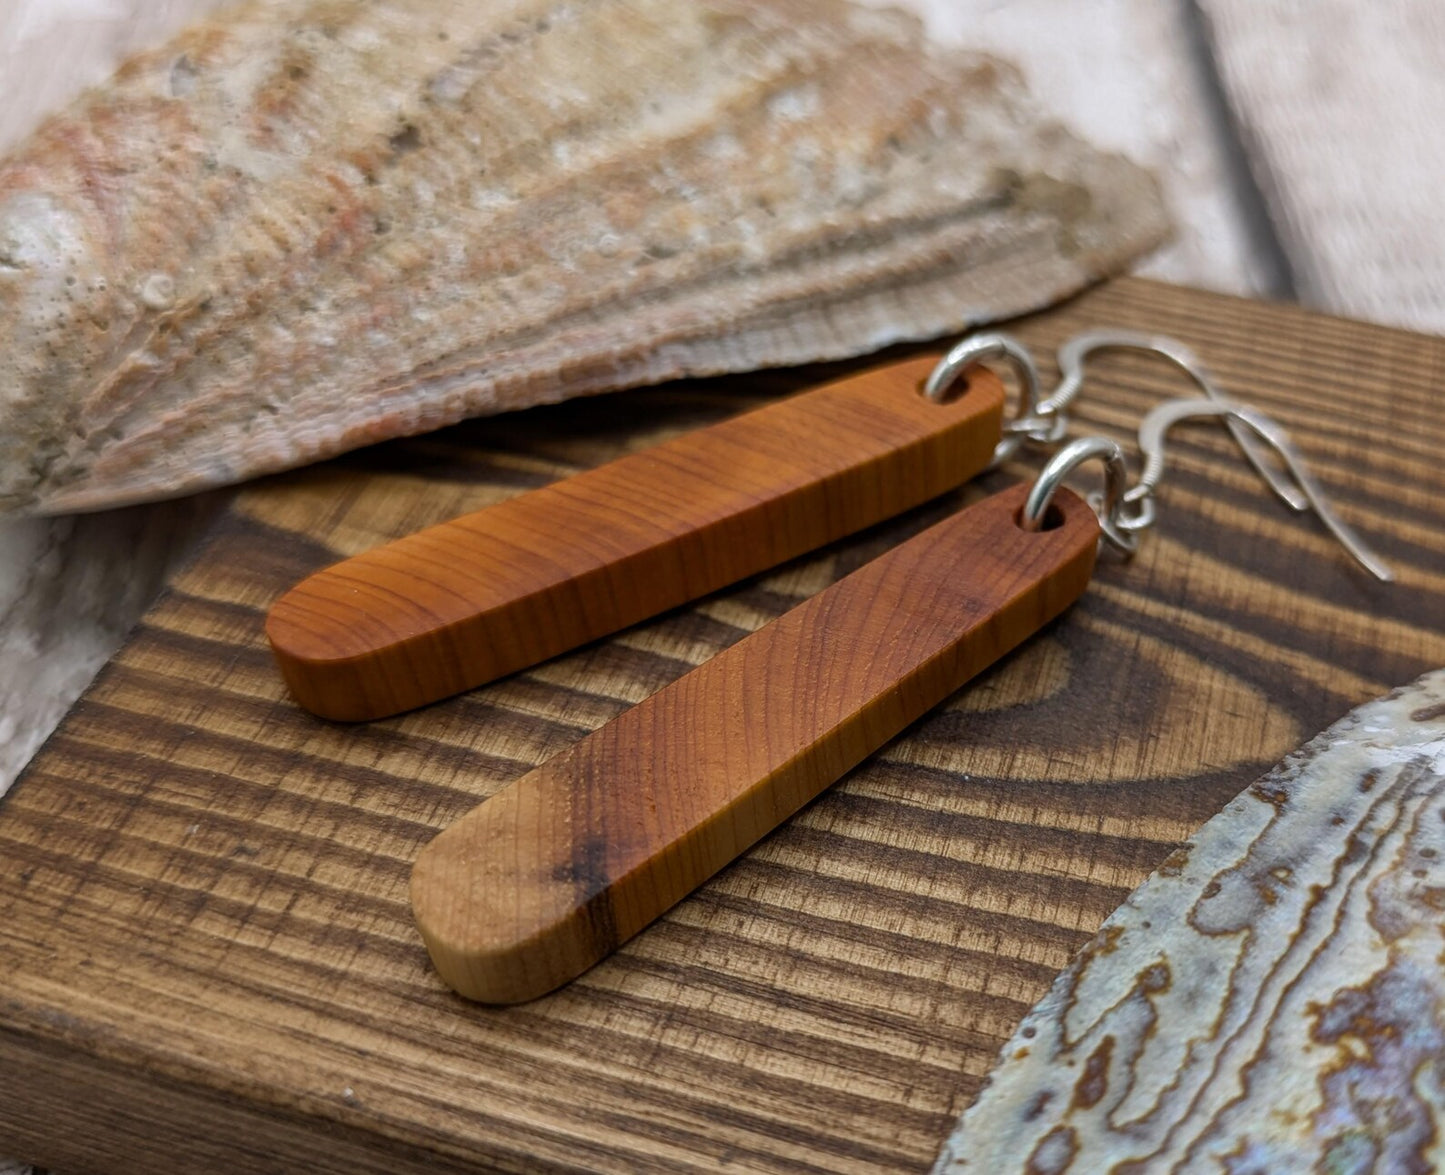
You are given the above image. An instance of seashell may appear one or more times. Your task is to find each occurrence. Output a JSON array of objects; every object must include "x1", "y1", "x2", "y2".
[
  {"x1": 0, "y1": 0, "x2": 1167, "y2": 515},
  {"x1": 935, "y1": 669, "x2": 1445, "y2": 1173}
]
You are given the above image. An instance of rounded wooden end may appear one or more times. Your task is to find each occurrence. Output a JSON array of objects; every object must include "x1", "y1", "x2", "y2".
[{"x1": 410, "y1": 797, "x2": 616, "y2": 1004}]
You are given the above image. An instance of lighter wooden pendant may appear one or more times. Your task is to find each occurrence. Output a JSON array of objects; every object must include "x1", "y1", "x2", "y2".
[
  {"x1": 412, "y1": 483, "x2": 1100, "y2": 1003},
  {"x1": 936, "y1": 670, "x2": 1445, "y2": 1174}
]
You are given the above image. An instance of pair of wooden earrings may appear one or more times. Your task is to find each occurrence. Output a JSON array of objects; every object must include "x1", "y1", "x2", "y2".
[{"x1": 267, "y1": 332, "x2": 1391, "y2": 1003}]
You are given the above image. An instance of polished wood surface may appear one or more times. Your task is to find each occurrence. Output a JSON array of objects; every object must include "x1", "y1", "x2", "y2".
[
  {"x1": 1, "y1": 279, "x2": 1443, "y2": 1174},
  {"x1": 267, "y1": 356, "x2": 1004, "y2": 721},
  {"x1": 413, "y1": 484, "x2": 1099, "y2": 1003}
]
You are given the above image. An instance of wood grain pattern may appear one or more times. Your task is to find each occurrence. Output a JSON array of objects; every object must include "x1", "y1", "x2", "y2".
[
  {"x1": 413, "y1": 483, "x2": 1098, "y2": 1002},
  {"x1": 268, "y1": 356, "x2": 1005, "y2": 721},
  {"x1": 1, "y1": 278, "x2": 1443, "y2": 1175}
]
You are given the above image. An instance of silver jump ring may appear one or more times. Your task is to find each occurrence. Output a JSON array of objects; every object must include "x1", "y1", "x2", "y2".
[
  {"x1": 1003, "y1": 411, "x2": 1070, "y2": 445},
  {"x1": 924, "y1": 333, "x2": 1047, "y2": 468},
  {"x1": 1020, "y1": 436, "x2": 1137, "y2": 554},
  {"x1": 1114, "y1": 485, "x2": 1157, "y2": 534}
]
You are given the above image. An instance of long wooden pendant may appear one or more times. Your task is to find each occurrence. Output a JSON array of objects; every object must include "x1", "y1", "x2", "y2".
[
  {"x1": 266, "y1": 355, "x2": 1005, "y2": 721},
  {"x1": 411, "y1": 482, "x2": 1100, "y2": 1003}
]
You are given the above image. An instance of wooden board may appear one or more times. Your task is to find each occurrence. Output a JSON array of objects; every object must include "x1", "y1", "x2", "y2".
[
  {"x1": 1199, "y1": 0, "x2": 1445, "y2": 332},
  {"x1": 882, "y1": 0, "x2": 1272, "y2": 297},
  {"x1": 1, "y1": 277, "x2": 1442, "y2": 1174}
]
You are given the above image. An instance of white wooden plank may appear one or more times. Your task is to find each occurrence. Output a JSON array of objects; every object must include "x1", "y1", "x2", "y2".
[
  {"x1": 875, "y1": 0, "x2": 1270, "y2": 296},
  {"x1": 0, "y1": 0, "x2": 229, "y2": 822},
  {"x1": 1200, "y1": 0, "x2": 1445, "y2": 332},
  {"x1": 0, "y1": 0, "x2": 232, "y2": 152},
  {"x1": 0, "y1": 499, "x2": 220, "y2": 786}
]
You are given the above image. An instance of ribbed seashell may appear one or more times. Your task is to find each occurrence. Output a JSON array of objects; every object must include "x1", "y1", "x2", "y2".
[{"x1": 0, "y1": 0, "x2": 1166, "y2": 514}]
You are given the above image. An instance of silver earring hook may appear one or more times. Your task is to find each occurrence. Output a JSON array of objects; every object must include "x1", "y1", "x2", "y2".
[
  {"x1": 924, "y1": 334, "x2": 1065, "y2": 468},
  {"x1": 1044, "y1": 330, "x2": 1309, "y2": 513},
  {"x1": 1130, "y1": 398, "x2": 1392, "y2": 580},
  {"x1": 1020, "y1": 436, "x2": 1136, "y2": 552},
  {"x1": 1020, "y1": 398, "x2": 1393, "y2": 582}
]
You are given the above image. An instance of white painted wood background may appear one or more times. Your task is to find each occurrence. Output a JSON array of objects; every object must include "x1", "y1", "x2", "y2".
[{"x1": 0, "y1": 2, "x2": 1441, "y2": 1171}]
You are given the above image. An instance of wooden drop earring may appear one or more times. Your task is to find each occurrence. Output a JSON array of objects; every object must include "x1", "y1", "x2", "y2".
[
  {"x1": 265, "y1": 329, "x2": 1270, "y2": 722},
  {"x1": 409, "y1": 391, "x2": 1392, "y2": 1004},
  {"x1": 265, "y1": 333, "x2": 1060, "y2": 721}
]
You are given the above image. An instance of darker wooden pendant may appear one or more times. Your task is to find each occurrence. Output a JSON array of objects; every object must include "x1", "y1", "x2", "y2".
[
  {"x1": 411, "y1": 482, "x2": 1100, "y2": 1003},
  {"x1": 266, "y1": 355, "x2": 1005, "y2": 720}
]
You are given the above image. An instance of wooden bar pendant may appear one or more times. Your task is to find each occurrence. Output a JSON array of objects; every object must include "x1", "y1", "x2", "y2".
[
  {"x1": 266, "y1": 355, "x2": 1005, "y2": 721},
  {"x1": 411, "y1": 483, "x2": 1100, "y2": 1003}
]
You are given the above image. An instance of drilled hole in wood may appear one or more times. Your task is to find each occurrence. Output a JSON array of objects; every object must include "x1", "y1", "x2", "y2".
[
  {"x1": 1016, "y1": 502, "x2": 1064, "y2": 531},
  {"x1": 920, "y1": 370, "x2": 972, "y2": 403}
]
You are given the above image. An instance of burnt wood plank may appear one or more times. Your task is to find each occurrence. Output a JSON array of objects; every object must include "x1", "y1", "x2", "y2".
[{"x1": 1, "y1": 277, "x2": 1443, "y2": 1173}]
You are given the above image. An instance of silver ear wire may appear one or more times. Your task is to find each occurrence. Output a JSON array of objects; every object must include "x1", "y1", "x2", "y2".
[
  {"x1": 924, "y1": 333, "x2": 1063, "y2": 468},
  {"x1": 1127, "y1": 398, "x2": 1393, "y2": 581},
  {"x1": 1019, "y1": 436, "x2": 1135, "y2": 553},
  {"x1": 1049, "y1": 330, "x2": 1309, "y2": 513},
  {"x1": 1021, "y1": 397, "x2": 1391, "y2": 581},
  {"x1": 926, "y1": 328, "x2": 1312, "y2": 513}
]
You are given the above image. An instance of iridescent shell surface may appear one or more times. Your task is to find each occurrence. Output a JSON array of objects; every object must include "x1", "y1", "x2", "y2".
[{"x1": 937, "y1": 670, "x2": 1445, "y2": 1174}]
